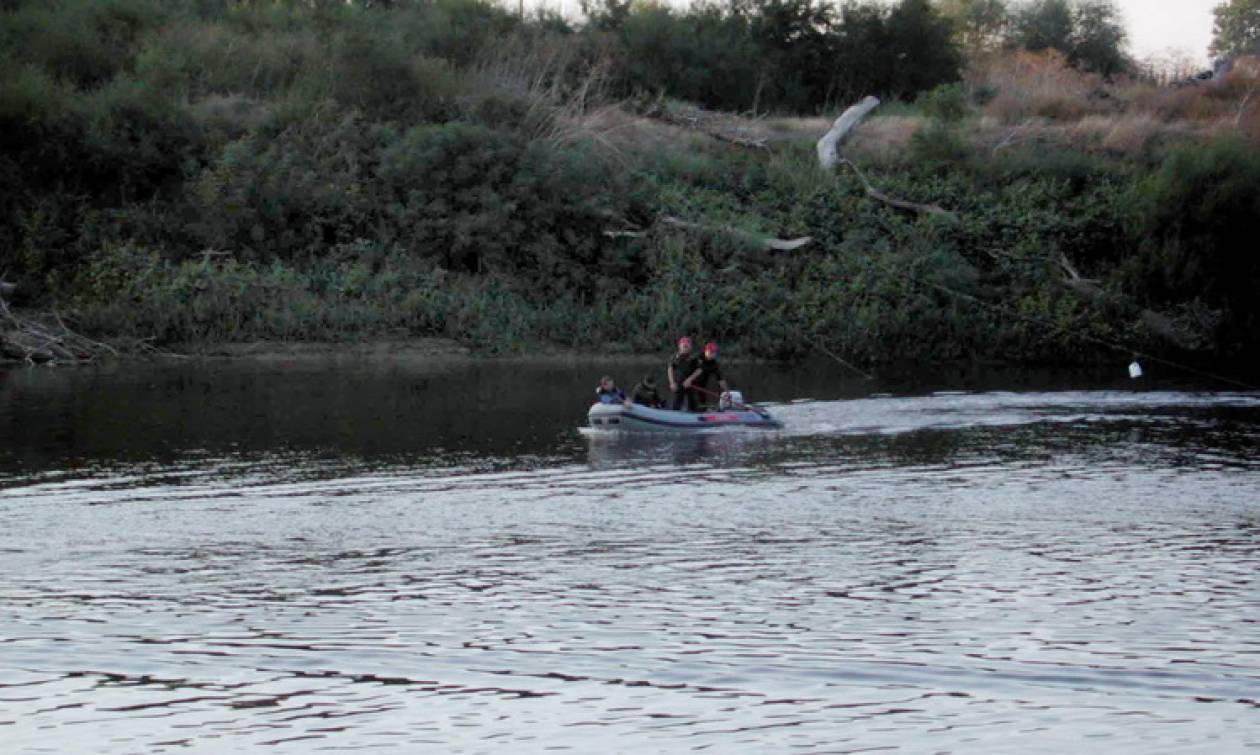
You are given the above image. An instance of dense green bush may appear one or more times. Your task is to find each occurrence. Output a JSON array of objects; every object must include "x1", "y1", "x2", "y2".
[
  {"x1": 190, "y1": 113, "x2": 387, "y2": 261},
  {"x1": 378, "y1": 122, "x2": 631, "y2": 296},
  {"x1": 1125, "y1": 138, "x2": 1260, "y2": 354},
  {"x1": 0, "y1": 0, "x2": 169, "y2": 87}
]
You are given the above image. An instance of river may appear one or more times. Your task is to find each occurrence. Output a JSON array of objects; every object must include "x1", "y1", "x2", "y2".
[{"x1": 1, "y1": 357, "x2": 1258, "y2": 753}]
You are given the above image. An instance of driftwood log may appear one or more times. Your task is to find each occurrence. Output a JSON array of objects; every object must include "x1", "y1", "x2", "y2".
[
  {"x1": 604, "y1": 216, "x2": 812, "y2": 252},
  {"x1": 817, "y1": 96, "x2": 881, "y2": 171},
  {"x1": 647, "y1": 100, "x2": 769, "y2": 150},
  {"x1": 818, "y1": 97, "x2": 958, "y2": 221},
  {"x1": 1, "y1": 297, "x2": 118, "y2": 364},
  {"x1": 1056, "y1": 253, "x2": 1205, "y2": 350}
]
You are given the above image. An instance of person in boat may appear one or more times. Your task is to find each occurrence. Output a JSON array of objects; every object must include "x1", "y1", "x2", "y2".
[
  {"x1": 631, "y1": 375, "x2": 664, "y2": 408},
  {"x1": 683, "y1": 341, "x2": 729, "y2": 410},
  {"x1": 595, "y1": 375, "x2": 627, "y2": 404},
  {"x1": 668, "y1": 336, "x2": 701, "y2": 412}
]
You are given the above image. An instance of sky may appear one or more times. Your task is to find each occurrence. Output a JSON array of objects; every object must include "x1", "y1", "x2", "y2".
[{"x1": 1115, "y1": 0, "x2": 1218, "y2": 65}]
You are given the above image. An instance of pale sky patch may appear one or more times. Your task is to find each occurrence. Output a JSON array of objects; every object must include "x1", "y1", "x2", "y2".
[{"x1": 1114, "y1": 0, "x2": 1218, "y2": 66}]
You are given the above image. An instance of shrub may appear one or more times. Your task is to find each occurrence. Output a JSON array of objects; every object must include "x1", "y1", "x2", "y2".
[
  {"x1": 1125, "y1": 137, "x2": 1260, "y2": 353},
  {"x1": 377, "y1": 122, "x2": 625, "y2": 294},
  {"x1": 0, "y1": 0, "x2": 169, "y2": 87},
  {"x1": 973, "y1": 49, "x2": 1108, "y2": 122},
  {"x1": 79, "y1": 75, "x2": 202, "y2": 202},
  {"x1": 133, "y1": 18, "x2": 324, "y2": 99},
  {"x1": 917, "y1": 82, "x2": 970, "y2": 122},
  {"x1": 327, "y1": 30, "x2": 459, "y2": 122},
  {"x1": 190, "y1": 112, "x2": 387, "y2": 261}
]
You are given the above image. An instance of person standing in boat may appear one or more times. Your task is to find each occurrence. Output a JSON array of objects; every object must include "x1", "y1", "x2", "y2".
[
  {"x1": 683, "y1": 341, "x2": 729, "y2": 410},
  {"x1": 668, "y1": 336, "x2": 701, "y2": 412}
]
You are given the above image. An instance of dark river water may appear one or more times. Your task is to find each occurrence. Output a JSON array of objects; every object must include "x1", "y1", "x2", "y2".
[{"x1": 1, "y1": 357, "x2": 1258, "y2": 753}]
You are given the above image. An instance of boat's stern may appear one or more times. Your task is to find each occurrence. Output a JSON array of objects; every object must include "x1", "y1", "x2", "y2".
[{"x1": 587, "y1": 402, "x2": 631, "y2": 429}]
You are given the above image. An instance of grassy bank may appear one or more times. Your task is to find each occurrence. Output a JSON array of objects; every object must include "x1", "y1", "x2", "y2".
[{"x1": 3, "y1": 0, "x2": 1259, "y2": 369}]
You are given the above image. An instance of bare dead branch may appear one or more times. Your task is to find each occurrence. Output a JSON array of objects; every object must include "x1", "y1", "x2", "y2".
[
  {"x1": 1056, "y1": 252, "x2": 1203, "y2": 351},
  {"x1": 660, "y1": 215, "x2": 811, "y2": 251},
  {"x1": 1, "y1": 299, "x2": 118, "y2": 364},
  {"x1": 646, "y1": 101, "x2": 770, "y2": 150},
  {"x1": 993, "y1": 119, "x2": 1035, "y2": 154},
  {"x1": 837, "y1": 159, "x2": 959, "y2": 221},
  {"x1": 819, "y1": 98, "x2": 958, "y2": 221},
  {"x1": 817, "y1": 96, "x2": 880, "y2": 170}
]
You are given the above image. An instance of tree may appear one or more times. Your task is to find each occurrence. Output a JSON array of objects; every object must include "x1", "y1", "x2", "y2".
[
  {"x1": 937, "y1": 0, "x2": 1009, "y2": 57},
  {"x1": 1211, "y1": 0, "x2": 1260, "y2": 57},
  {"x1": 581, "y1": 0, "x2": 632, "y2": 32},
  {"x1": 1008, "y1": 0, "x2": 1127, "y2": 76},
  {"x1": 884, "y1": 0, "x2": 962, "y2": 97},
  {"x1": 1009, "y1": 0, "x2": 1073, "y2": 54},
  {"x1": 1070, "y1": 0, "x2": 1127, "y2": 76},
  {"x1": 745, "y1": 0, "x2": 838, "y2": 111},
  {"x1": 831, "y1": 2, "x2": 891, "y2": 103}
]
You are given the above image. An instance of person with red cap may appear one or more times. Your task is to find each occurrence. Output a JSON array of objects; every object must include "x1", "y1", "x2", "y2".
[
  {"x1": 683, "y1": 341, "x2": 729, "y2": 410},
  {"x1": 668, "y1": 336, "x2": 700, "y2": 411}
]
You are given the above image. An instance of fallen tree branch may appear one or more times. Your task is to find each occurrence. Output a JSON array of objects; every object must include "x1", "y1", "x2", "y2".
[
  {"x1": 1, "y1": 299, "x2": 118, "y2": 364},
  {"x1": 661, "y1": 216, "x2": 811, "y2": 251},
  {"x1": 646, "y1": 100, "x2": 770, "y2": 150},
  {"x1": 819, "y1": 97, "x2": 958, "y2": 221},
  {"x1": 837, "y1": 159, "x2": 959, "y2": 221},
  {"x1": 993, "y1": 119, "x2": 1034, "y2": 154},
  {"x1": 817, "y1": 96, "x2": 880, "y2": 171},
  {"x1": 605, "y1": 216, "x2": 812, "y2": 252},
  {"x1": 1056, "y1": 252, "x2": 1204, "y2": 351}
]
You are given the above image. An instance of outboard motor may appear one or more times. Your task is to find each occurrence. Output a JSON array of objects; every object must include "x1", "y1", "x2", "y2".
[{"x1": 719, "y1": 390, "x2": 744, "y2": 411}]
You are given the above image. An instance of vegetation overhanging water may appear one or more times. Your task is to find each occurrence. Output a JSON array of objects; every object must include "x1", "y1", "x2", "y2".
[{"x1": 3, "y1": 0, "x2": 1259, "y2": 373}]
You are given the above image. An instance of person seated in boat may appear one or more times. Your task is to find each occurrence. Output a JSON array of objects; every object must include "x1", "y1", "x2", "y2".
[
  {"x1": 668, "y1": 336, "x2": 700, "y2": 412},
  {"x1": 631, "y1": 375, "x2": 664, "y2": 408},
  {"x1": 683, "y1": 341, "x2": 729, "y2": 410},
  {"x1": 595, "y1": 375, "x2": 627, "y2": 404}
]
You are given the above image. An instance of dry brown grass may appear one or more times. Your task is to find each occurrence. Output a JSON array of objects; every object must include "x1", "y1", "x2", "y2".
[
  {"x1": 845, "y1": 115, "x2": 924, "y2": 161},
  {"x1": 569, "y1": 104, "x2": 713, "y2": 158},
  {"x1": 971, "y1": 50, "x2": 1111, "y2": 123},
  {"x1": 564, "y1": 50, "x2": 1260, "y2": 166}
]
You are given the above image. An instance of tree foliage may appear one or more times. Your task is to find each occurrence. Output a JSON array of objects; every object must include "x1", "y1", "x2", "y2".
[
  {"x1": 597, "y1": 0, "x2": 962, "y2": 112},
  {"x1": 1008, "y1": 0, "x2": 1128, "y2": 76},
  {"x1": 1211, "y1": 0, "x2": 1260, "y2": 57},
  {"x1": 938, "y1": 0, "x2": 1009, "y2": 56}
]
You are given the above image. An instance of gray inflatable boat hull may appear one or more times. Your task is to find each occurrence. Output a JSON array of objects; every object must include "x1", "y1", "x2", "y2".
[{"x1": 587, "y1": 402, "x2": 782, "y2": 431}]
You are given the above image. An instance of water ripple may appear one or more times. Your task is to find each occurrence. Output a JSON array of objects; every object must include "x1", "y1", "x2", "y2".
[{"x1": 2, "y1": 390, "x2": 1259, "y2": 752}]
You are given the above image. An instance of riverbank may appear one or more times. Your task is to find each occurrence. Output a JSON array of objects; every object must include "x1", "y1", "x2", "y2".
[{"x1": 4, "y1": 1, "x2": 1258, "y2": 372}]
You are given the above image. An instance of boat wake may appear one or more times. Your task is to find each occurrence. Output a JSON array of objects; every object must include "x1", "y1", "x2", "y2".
[{"x1": 765, "y1": 390, "x2": 1260, "y2": 438}]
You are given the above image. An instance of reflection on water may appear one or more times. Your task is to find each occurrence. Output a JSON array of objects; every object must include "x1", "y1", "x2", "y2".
[{"x1": 2, "y1": 360, "x2": 1259, "y2": 753}]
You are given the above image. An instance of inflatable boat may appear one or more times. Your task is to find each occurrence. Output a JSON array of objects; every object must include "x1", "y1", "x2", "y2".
[{"x1": 587, "y1": 395, "x2": 782, "y2": 432}]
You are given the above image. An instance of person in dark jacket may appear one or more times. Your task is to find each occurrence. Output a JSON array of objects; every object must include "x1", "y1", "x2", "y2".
[
  {"x1": 668, "y1": 336, "x2": 700, "y2": 411},
  {"x1": 595, "y1": 375, "x2": 627, "y2": 404},
  {"x1": 683, "y1": 341, "x2": 729, "y2": 409},
  {"x1": 631, "y1": 375, "x2": 664, "y2": 407}
]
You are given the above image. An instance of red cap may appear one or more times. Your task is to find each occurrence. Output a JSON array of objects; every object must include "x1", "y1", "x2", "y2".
[
  {"x1": 677, "y1": 336, "x2": 691, "y2": 348},
  {"x1": 704, "y1": 341, "x2": 718, "y2": 354}
]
